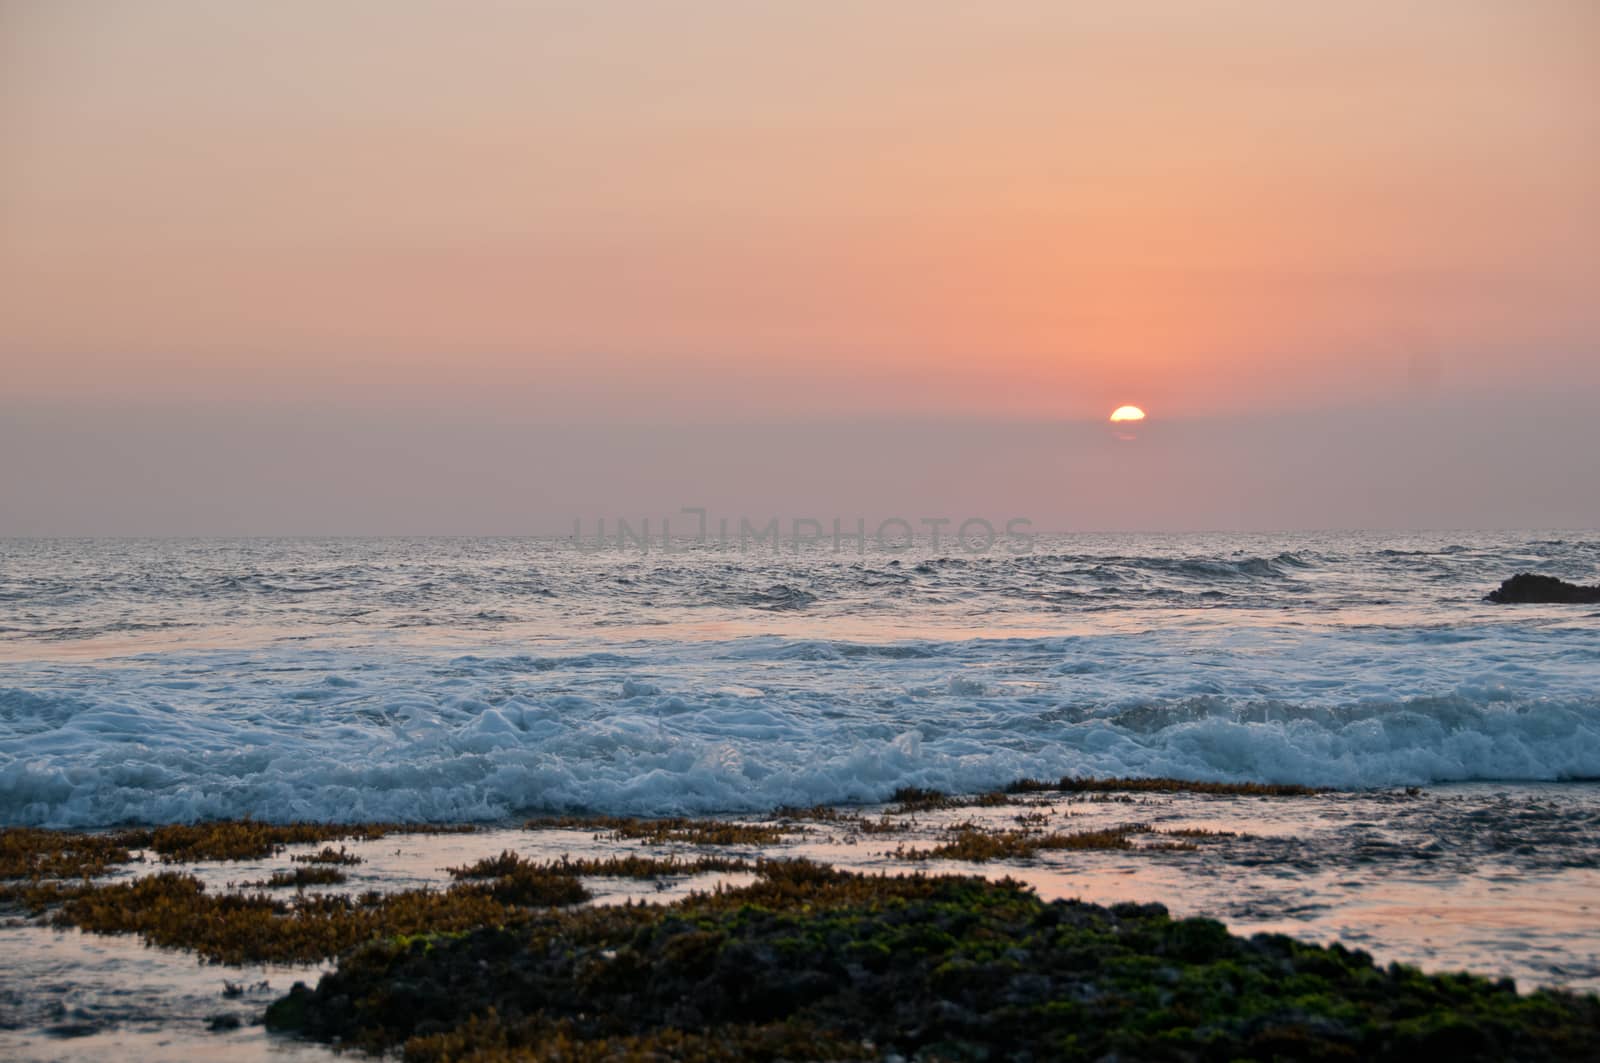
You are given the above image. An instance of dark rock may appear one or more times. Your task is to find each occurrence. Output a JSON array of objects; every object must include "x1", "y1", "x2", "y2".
[
  {"x1": 267, "y1": 863, "x2": 1600, "y2": 1062},
  {"x1": 1486, "y1": 574, "x2": 1600, "y2": 604},
  {"x1": 262, "y1": 983, "x2": 310, "y2": 1031},
  {"x1": 206, "y1": 1013, "x2": 242, "y2": 1031}
]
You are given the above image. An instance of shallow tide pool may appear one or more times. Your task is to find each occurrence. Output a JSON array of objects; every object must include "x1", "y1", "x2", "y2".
[{"x1": 3, "y1": 782, "x2": 1598, "y2": 1061}]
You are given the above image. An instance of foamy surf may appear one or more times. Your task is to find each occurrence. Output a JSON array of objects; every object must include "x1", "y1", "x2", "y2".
[{"x1": 3, "y1": 615, "x2": 1599, "y2": 826}]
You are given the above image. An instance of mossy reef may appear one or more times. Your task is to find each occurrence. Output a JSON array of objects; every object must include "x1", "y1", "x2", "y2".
[
  {"x1": 261, "y1": 861, "x2": 1600, "y2": 1062},
  {"x1": 6, "y1": 776, "x2": 1598, "y2": 1060}
]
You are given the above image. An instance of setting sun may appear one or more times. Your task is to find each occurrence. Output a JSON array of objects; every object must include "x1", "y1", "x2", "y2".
[{"x1": 3, "y1": 5, "x2": 1600, "y2": 1053}]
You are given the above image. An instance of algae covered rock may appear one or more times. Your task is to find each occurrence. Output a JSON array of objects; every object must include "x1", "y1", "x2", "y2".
[{"x1": 267, "y1": 860, "x2": 1600, "y2": 1061}]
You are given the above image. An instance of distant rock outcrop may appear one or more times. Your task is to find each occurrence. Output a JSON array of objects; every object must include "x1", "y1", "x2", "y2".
[{"x1": 1486, "y1": 573, "x2": 1600, "y2": 604}]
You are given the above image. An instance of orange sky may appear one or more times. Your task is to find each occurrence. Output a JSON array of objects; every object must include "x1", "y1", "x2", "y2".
[{"x1": 2, "y1": 0, "x2": 1596, "y2": 423}]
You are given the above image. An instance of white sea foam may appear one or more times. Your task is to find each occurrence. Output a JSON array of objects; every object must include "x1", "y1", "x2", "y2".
[{"x1": 3, "y1": 614, "x2": 1599, "y2": 825}]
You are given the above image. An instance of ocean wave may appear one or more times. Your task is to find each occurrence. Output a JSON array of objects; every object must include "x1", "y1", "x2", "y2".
[
  {"x1": 736, "y1": 584, "x2": 820, "y2": 611},
  {"x1": 3, "y1": 533, "x2": 1596, "y2": 637},
  {"x1": 4, "y1": 625, "x2": 1599, "y2": 826},
  {"x1": 2, "y1": 534, "x2": 1598, "y2": 826},
  {"x1": 4, "y1": 690, "x2": 1596, "y2": 828}
]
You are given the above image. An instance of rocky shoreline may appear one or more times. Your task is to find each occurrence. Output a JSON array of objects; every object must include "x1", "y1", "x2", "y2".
[
  {"x1": 6, "y1": 780, "x2": 1600, "y2": 1060},
  {"x1": 266, "y1": 859, "x2": 1600, "y2": 1062}
]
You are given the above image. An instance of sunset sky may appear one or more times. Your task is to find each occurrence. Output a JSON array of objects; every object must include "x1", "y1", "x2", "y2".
[{"x1": 2, "y1": 1, "x2": 1596, "y2": 533}]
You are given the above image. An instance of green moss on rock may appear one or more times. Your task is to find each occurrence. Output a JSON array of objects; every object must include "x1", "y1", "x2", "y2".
[{"x1": 267, "y1": 860, "x2": 1600, "y2": 1061}]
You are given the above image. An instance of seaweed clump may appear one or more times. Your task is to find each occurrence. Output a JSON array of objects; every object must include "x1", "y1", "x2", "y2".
[
  {"x1": 774, "y1": 805, "x2": 908, "y2": 834},
  {"x1": 27, "y1": 862, "x2": 588, "y2": 965},
  {"x1": 248, "y1": 867, "x2": 350, "y2": 889},
  {"x1": 887, "y1": 786, "x2": 1017, "y2": 814},
  {"x1": 0, "y1": 827, "x2": 153, "y2": 881},
  {"x1": 293, "y1": 846, "x2": 364, "y2": 866},
  {"x1": 897, "y1": 824, "x2": 1157, "y2": 862},
  {"x1": 148, "y1": 821, "x2": 472, "y2": 863},
  {"x1": 267, "y1": 860, "x2": 1600, "y2": 1062},
  {"x1": 0, "y1": 823, "x2": 472, "y2": 885},
  {"x1": 1006, "y1": 775, "x2": 1325, "y2": 797},
  {"x1": 451, "y1": 850, "x2": 749, "y2": 881},
  {"x1": 524, "y1": 816, "x2": 797, "y2": 846}
]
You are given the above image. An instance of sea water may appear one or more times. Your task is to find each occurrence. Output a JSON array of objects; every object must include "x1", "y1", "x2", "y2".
[
  {"x1": 2, "y1": 532, "x2": 1598, "y2": 826},
  {"x1": 3, "y1": 533, "x2": 1600, "y2": 1058}
]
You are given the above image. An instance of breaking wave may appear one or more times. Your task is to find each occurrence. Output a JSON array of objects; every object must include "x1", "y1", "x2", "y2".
[
  {"x1": 4, "y1": 621, "x2": 1599, "y2": 826},
  {"x1": 3, "y1": 532, "x2": 1597, "y2": 826}
]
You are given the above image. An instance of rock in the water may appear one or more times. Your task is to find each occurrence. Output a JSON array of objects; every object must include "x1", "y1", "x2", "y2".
[{"x1": 1486, "y1": 573, "x2": 1600, "y2": 604}]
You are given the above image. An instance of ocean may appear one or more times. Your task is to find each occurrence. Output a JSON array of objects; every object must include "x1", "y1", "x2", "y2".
[
  {"x1": 3, "y1": 531, "x2": 1598, "y2": 826},
  {"x1": 5, "y1": 532, "x2": 1600, "y2": 1058}
]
